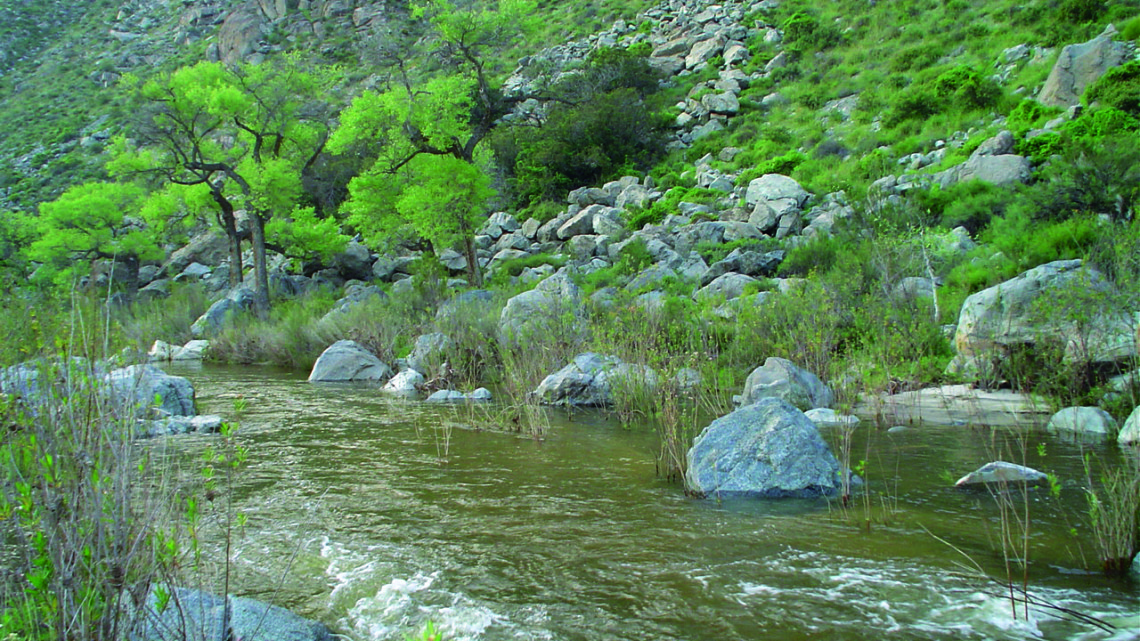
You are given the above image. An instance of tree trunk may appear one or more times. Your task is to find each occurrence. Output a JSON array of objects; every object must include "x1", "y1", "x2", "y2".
[
  {"x1": 463, "y1": 234, "x2": 482, "y2": 287},
  {"x1": 212, "y1": 190, "x2": 244, "y2": 288},
  {"x1": 250, "y1": 212, "x2": 270, "y2": 315}
]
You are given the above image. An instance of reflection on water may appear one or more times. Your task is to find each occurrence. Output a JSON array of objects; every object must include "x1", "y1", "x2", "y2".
[{"x1": 159, "y1": 364, "x2": 1140, "y2": 641}]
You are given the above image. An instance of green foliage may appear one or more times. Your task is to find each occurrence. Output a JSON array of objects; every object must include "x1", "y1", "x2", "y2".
[
  {"x1": 582, "y1": 238, "x2": 654, "y2": 291},
  {"x1": 492, "y1": 252, "x2": 567, "y2": 278},
  {"x1": 778, "y1": 236, "x2": 843, "y2": 277},
  {"x1": 1006, "y1": 99, "x2": 1063, "y2": 137},
  {"x1": 1015, "y1": 132, "x2": 1140, "y2": 223},
  {"x1": 1057, "y1": 0, "x2": 1105, "y2": 24},
  {"x1": 695, "y1": 236, "x2": 779, "y2": 264},
  {"x1": 738, "y1": 150, "x2": 807, "y2": 183},
  {"x1": 629, "y1": 187, "x2": 722, "y2": 230},
  {"x1": 984, "y1": 210, "x2": 1106, "y2": 271},
  {"x1": 1085, "y1": 61, "x2": 1140, "y2": 117},
  {"x1": 910, "y1": 181, "x2": 1014, "y2": 233},
  {"x1": 782, "y1": 11, "x2": 842, "y2": 51}
]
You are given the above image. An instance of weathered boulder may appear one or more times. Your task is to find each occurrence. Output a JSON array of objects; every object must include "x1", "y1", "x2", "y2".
[
  {"x1": 947, "y1": 260, "x2": 1137, "y2": 381},
  {"x1": 696, "y1": 272, "x2": 756, "y2": 301},
  {"x1": 383, "y1": 368, "x2": 424, "y2": 394},
  {"x1": 700, "y1": 249, "x2": 784, "y2": 286},
  {"x1": 1046, "y1": 406, "x2": 1117, "y2": 438},
  {"x1": 407, "y1": 332, "x2": 452, "y2": 376},
  {"x1": 190, "y1": 286, "x2": 256, "y2": 338},
  {"x1": 1118, "y1": 406, "x2": 1140, "y2": 446},
  {"x1": 685, "y1": 398, "x2": 845, "y2": 498},
  {"x1": 532, "y1": 352, "x2": 656, "y2": 407},
  {"x1": 739, "y1": 357, "x2": 833, "y2": 411},
  {"x1": 322, "y1": 282, "x2": 388, "y2": 321},
  {"x1": 308, "y1": 340, "x2": 392, "y2": 383},
  {"x1": 685, "y1": 34, "x2": 726, "y2": 69},
  {"x1": 499, "y1": 269, "x2": 583, "y2": 340},
  {"x1": 1037, "y1": 25, "x2": 1133, "y2": 108},
  {"x1": 744, "y1": 174, "x2": 810, "y2": 215},
  {"x1": 164, "y1": 229, "x2": 230, "y2": 276},
  {"x1": 436, "y1": 289, "x2": 495, "y2": 322},
  {"x1": 129, "y1": 586, "x2": 333, "y2": 641},
  {"x1": 106, "y1": 364, "x2": 196, "y2": 417},
  {"x1": 172, "y1": 340, "x2": 210, "y2": 361},
  {"x1": 148, "y1": 340, "x2": 175, "y2": 362},
  {"x1": 954, "y1": 461, "x2": 1048, "y2": 488},
  {"x1": 938, "y1": 154, "x2": 1031, "y2": 188},
  {"x1": 330, "y1": 240, "x2": 374, "y2": 281}
]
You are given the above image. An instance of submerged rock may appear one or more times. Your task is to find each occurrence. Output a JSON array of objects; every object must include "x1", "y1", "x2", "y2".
[
  {"x1": 426, "y1": 388, "x2": 492, "y2": 402},
  {"x1": 130, "y1": 586, "x2": 333, "y2": 641},
  {"x1": 804, "y1": 408, "x2": 860, "y2": 428},
  {"x1": 954, "y1": 461, "x2": 1048, "y2": 488},
  {"x1": 308, "y1": 340, "x2": 392, "y2": 383},
  {"x1": 685, "y1": 398, "x2": 845, "y2": 499},
  {"x1": 384, "y1": 369, "x2": 425, "y2": 394}
]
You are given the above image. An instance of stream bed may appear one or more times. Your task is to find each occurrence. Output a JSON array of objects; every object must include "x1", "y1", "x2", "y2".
[{"x1": 159, "y1": 364, "x2": 1139, "y2": 641}]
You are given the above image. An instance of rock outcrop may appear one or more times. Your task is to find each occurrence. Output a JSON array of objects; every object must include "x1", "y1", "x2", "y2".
[
  {"x1": 130, "y1": 586, "x2": 334, "y2": 641},
  {"x1": 1046, "y1": 406, "x2": 1117, "y2": 439},
  {"x1": 685, "y1": 398, "x2": 845, "y2": 498},
  {"x1": 1037, "y1": 25, "x2": 1133, "y2": 108},
  {"x1": 106, "y1": 364, "x2": 197, "y2": 418},
  {"x1": 947, "y1": 260, "x2": 1137, "y2": 381}
]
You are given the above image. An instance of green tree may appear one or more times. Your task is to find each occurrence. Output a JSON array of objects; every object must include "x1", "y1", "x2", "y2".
[
  {"x1": 328, "y1": 0, "x2": 538, "y2": 286},
  {"x1": 111, "y1": 59, "x2": 342, "y2": 311},
  {"x1": 25, "y1": 182, "x2": 162, "y2": 297}
]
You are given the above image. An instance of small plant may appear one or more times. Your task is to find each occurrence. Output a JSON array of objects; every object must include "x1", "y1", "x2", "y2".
[{"x1": 1081, "y1": 453, "x2": 1140, "y2": 576}]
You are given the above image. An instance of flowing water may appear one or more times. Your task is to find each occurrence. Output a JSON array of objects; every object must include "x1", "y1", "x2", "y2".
[{"x1": 158, "y1": 364, "x2": 1139, "y2": 641}]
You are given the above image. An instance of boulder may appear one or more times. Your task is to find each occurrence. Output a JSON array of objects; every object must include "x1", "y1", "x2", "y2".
[
  {"x1": 701, "y1": 249, "x2": 784, "y2": 286},
  {"x1": 172, "y1": 340, "x2": 210, "y2": 361},
  {"x1": 436, "y1": 289, "x2": 495, "y2": 322},
  {"x1": 1046, "y1": 406, "x2": 1117, "y2": 438},
  {"x1": 383, "y1": 369, "x2": 424, "y2": 394},
  {"x1": 322, "y1": 283, "x2": 388, "y2": 321},
  {"x1": 164, "y1": 229, "x2": 230, "y2": 276},
  {"x1": 696, "y1": 272, "x2": 756, "y2": 301},
  {"x1": 330, "y1": 240, "x2": 373, "y2": 281},
  {"x1": 685, "y1": 34, "x2": 726, "y2": 69},
  {"x1": 954, "y1": 461, "x2": 1048, "y2": 488},
  {"x1": 804, "y1": 408, "x2": 860, "y2": 428},
  {"x1": 308, "y1": 340, "x2": 392, "y2": 383},
  {"x1": 140, "y1": 414, "x2": 224, "y2": 439},
  {"x1": 1118, "y1": 406, "x2": 1140, "y2": 446},
  {"x1": 938, "y1": 154, "x2": 1031, "y2": 188},
  {"x1": 499, "y1": 269, "x2": 582, "y2": 340},
  {"x1": 947, "y1": 260, "x2": 1137, "y2": 381},
  {"x1": 1037, "y1": 25, "x2": 1133, "y2": 108},
  {"x1": 148, "y1": 340, "x2": 175, "y2": 362},
  {"x1": 106, "y1": 364, "x2": 196, "y2": 418},
  {"x1": 190, "y1": 286, "x2": 256, "y2": 338},
  {"x1": 744, "y1": 174, "x2": 811, "y2": 215},
  {"x1": 129, "y1": 586, "x2": 333, "y2": 641},
  {"x1": 532, "y1": 353, "x2": 656, "y2": 407},
  {"x1": 739, "y1": 357, "x2": 833, "y2": 411},
  {"x1": 685, "y1": 398, "x2": 845, "y2": 498},
  {"x1": 407, "y1": 332, "x2": 452, "y2": 376}
]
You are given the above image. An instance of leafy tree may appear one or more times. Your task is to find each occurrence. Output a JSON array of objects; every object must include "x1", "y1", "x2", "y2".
[
  {"x1": 328, "y1": 0, "x2": 538, "y2": 285},
  {"x1": 25, "y1": 182, "x2": 162, "y2": 297},
  {"x1": 111, "y1": 59, "x2": 343, "y2": 311}
]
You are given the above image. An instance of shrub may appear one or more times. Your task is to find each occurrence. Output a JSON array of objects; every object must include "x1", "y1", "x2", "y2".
[
  {"x1": 932, "y1": 65, "x2": 1001, "y2": 111},
  {"x1": 1006, "y1": 99, "x2": 1063, "y2": 137},
  {"x1": 782, "y1": 11, "x2": 842, "y2": 51},
  {"x1": 778, "y1": 235, "x2": 843, "y2": 277},
  {"x1": 911, "y1": 181, "x2": 1014, "y2": 234},
  {"x1": 1085, "y1": 61, "x2": 1140, "y2": 117}
]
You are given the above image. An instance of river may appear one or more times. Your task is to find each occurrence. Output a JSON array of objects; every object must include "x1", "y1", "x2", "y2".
[{"x1": 157, "y1": 364, "x2": 1139, "y2": 641}]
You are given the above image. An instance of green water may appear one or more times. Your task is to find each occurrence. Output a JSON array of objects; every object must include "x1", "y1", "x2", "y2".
[{"x1": 160, "y1": 364, "x2": 1139, "y2": 641}]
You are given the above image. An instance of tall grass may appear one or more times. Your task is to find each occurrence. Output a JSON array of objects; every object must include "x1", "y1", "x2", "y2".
[{"x1": 1082, "y1": 452, "x2": 1140, "y2": 577}]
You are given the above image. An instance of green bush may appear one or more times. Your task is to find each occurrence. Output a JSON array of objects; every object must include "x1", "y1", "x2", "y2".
[
  {"x1": 782, "y1": 11, "x2": 842, "y2": 51},
  {"x1": 1085, "y1": 61, "x2": 1140, "y2": 117},
  {"x1": 932, "y1": 65, "x2": 1001, "y2": 111},
  {"x1": 1007, "y1": 98, "x2": 1063, "y2": 137},
  {"x1": 778, "y1": 235, "x2": 843, "y2": 277},
  {"x1": 1057, "y1": 0, "x2": 1105, "y2": 23},
  {"x1": 911, "y1": 181, "x2": 1014, "y2": 234}
]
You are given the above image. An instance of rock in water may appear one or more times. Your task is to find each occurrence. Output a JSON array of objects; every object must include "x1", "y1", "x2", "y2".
[
  {"x1": 1046, "y1": 406, "x2": 1117, "y2": 438},
  {"x1": 685, "y1": 398, "x2": 844, "y2": 498},
  {"x1": 308, "y1": 340, "x2": 392, "y2": 383},
  {"x1": 106, "y1": 364, "x2": 196, "y2": 417},
  {"x1": 954, "y1": 461, "x2": 1048, "y2": 488},
  {"x1": 1119, "y1": 406, "x2": 1140, "y2": 446},
  {"x1": 130, "y1": 586, "x2": 333, "y2": 641}
]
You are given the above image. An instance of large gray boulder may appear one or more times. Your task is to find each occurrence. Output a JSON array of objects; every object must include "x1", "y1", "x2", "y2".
[
  {"x1": 532, "y1": 352, "x2": 656, "y2": 407},
  {"x1": 947, "y1": 260, "x2": 1137, "y2": 381},
  {"x1": 744, "y1": 174, "x2": 810, "y2": 216},
  {"x1": 383, "y1": 368, "x2": 424, "y2": 394},
  {"x1": 330, "y1": 239, "x2": 374, "y2": 281},
  {"x1": 696, "y1": 272, "x2": 756, "y2": 301},
  {"x1": 1046, "y1": 406, "x2": 1117, "y2": 438},
  {"x1": 685, "y1": 398, "x2": 845, "y2": 498},
  {"x1": 937, "y1": 154, "x2": 1031, "y2": 188},
  {"x1": 407, "y1": 332, "x2": 452, "y2": 376},
  {"x1": 129, "y1": 586, "x2": 333, "y2": 641},
  {"x1": 191, "y1": 287, "x2": 256, "y2": 338},
  {"x1": 739, "y1": 357, "x2": 833, "y2": 411},
  {"x1": 106, "y1": 364, "x2": 197, "y2": 417},
  {"x1": 308, "y1": 340, "x2": 392, "y2": 383},
  {"x1": 499, "y1": 269, "x2": 583, "y2": 340},
  {"x1": 322, "y1": 282, "x2": 388, "y2": 322},
  {"x1": 1037, "y1": 25, "x2": 1133, "y2": 108}
]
